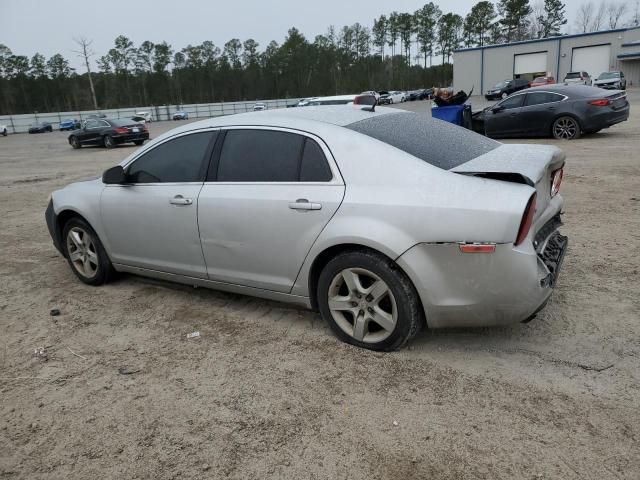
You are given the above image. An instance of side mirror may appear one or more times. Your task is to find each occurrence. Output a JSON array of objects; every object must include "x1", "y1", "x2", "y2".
[
  {"x1": 491, "y1": 105, "x2": 504, "y2": 113},
  {"x1": 102, "y1": 165, "x2": 126, "y2": 184}
]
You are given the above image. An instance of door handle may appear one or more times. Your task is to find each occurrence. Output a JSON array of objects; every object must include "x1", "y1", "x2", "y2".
[
  {"x1": 169, "y1": 195, "x2": 193, "y2": 206},
  {"x1": 289, "y1": 198, "x2": 322, "y2": 211}
]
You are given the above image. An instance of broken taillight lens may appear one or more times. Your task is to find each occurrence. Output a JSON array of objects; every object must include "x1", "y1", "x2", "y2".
[
  {"x1": 515, "y1": 193, "x2": 537, "y2": 246},
  {"x1": 551, "y1": 168, "x2": 563, "y2": 197}
]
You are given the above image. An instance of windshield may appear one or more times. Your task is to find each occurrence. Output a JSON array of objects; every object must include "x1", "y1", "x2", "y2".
[
  {"x1": 565, "y1": 72, "x2": 580, "y2": 79},
  {"x1": 346, "y1": 112, "x2": 499, "y2": 170},
  {"x1": 598, "y1": 72, "x2": 619, "y2": 79},
  {"x1": 493, "y1": 81, "x2": 508, "y2": 89}
]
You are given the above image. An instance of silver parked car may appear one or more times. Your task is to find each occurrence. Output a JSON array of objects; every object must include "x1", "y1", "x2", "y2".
[{"x1": 45, "y1": 106, "x2": 567, "y2": 351}]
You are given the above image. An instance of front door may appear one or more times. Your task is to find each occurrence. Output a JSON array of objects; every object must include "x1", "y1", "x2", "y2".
[
  {"x1": 101, "y1": 130, "x2": 217, "y2": 277},
  {"x1": 198, "y1": 128, "x2": 345, "y2": 293},
  {"x1": 485, "y1": 93, "x2": 526, "y2": 137},
  {"x1": 518, "y1": 91, "x2": 567, "y2": 135}
]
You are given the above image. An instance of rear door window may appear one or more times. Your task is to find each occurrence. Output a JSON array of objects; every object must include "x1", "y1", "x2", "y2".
[
  {"x1": 300, "y1": 139, "x2": 332, "y2": 182},
  {"x1": 217, "y1": 130, "x2": 304, "y2": 182},
  {"x1": 524, "y1": 92, "x2": 564, "y2": 107}
]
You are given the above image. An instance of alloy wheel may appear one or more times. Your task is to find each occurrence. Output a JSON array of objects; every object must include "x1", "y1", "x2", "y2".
[
  {"x1": 66, "y1": 227, "x2": 99, "y2": 278},
  {"x1": 327, "y1": 268, "x2": 397, "y2": 343},
  {"x1": 553, "y1": 117, "x2": 578, "y2": 139}
]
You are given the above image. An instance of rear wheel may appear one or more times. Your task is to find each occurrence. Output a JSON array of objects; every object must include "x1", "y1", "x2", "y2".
[
  {"x1": 317, "y1": 250, "x2": 423, "y2": 351},
  {"x1": 69, "y1": 136, "x2": 81, "y2": 149},
  {"x1": 103, "y1": 135, "x2": 115, "y2": 148},
  {"x1": 501, "y1": 92, "x2": 508, "y2": 99},
  {"x1": 552, "y1": 116, "x2": 581, "y2": 140},
  {"x1": 62, "y1": 217, "x2": 114, "y2": 286}
]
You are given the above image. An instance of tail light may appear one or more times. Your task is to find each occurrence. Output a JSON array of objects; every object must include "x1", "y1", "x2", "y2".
[
  {"x1": 114, "y1": 127, "x2": 128, "y2": 134},
  {"x1": 589, "y1": 99, "x2": 610, "y2": 106},
  {"x1": 551, "y1": 168, "x2": 563, "y2": 197},
  {"x1": 459, "y1": 244, "x2": 496, "y2": 253},
  {"x1": 515, "y1": 193, "x2": 537, "y2": 246}
]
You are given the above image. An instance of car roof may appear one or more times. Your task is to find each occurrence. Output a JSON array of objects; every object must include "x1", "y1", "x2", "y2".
[{"x1": 522, "y1": 84, "x2": 611, "y2": 97}]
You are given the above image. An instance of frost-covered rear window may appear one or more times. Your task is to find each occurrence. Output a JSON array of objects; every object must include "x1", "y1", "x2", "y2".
[{"x1": 345, "y1": 112, "x2": 500, "y2": 170}]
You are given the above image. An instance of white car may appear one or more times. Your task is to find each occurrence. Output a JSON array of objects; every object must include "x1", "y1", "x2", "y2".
[
  {"x1": 134, "y1": 111, "x2": 152, "y2": 123},
  {"x1": 253, "y1": 103, "x2": 267, "y2": 111},
  {"x1": 379, "y1": 91, "x2": 405, "y2": 104},
  {"x1": 0, "y1": 124, "x2": 7, "y2": 136},
  {"x1": 563, "y1": 71, "x2": 591, "y2": 86},
  {"x1": 306, "y1": 95, "x2": 357, "y2": 106}
]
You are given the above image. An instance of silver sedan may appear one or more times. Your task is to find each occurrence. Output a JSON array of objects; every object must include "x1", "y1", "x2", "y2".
[{"x1": 45, "y1": 106, "x2": 568, "y2": 351}]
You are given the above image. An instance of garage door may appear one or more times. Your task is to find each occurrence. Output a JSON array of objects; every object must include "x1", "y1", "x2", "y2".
[
  {"x1": 572, "y1": 45, "x2": 611, "y2": 78},
  {"x1": 514, "y1": 52, "x2": 548, "y2": 75}
]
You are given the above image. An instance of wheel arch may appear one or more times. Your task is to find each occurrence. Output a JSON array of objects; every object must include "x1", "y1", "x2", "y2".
[
  {"x1": 55, "y1": 209, "x2": 97, "y2": 258},
  {"x1": 306, "y1": 243, "x2": 425, "y2": 324}
]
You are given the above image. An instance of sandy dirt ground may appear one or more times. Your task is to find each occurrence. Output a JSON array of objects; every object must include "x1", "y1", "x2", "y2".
[{"x1": 1, "y1": 93, "x2": 639, "y2": 479}]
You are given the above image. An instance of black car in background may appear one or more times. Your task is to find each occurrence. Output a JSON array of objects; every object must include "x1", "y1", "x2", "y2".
[
  {"x1": 68, "y1": 118, "x2": 149, "y2": 149},
  {"x1": 485, "y1": 78, "x2": 530, "y2": 100},
  {"x1": 28, "y1": 122, "x2": 53, "y2": 133},
  {"x1": 473, "y1": 84, "x2": 629, "y2": 140}
]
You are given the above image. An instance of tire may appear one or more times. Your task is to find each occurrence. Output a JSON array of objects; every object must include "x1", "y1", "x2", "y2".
[
  {"x1": 103, "y1": 135, "x2": 115, "y2": 149},
  {"x1": 69, "y1": 136, "x2": 81, "y2": 149},
  {"x1": 501, "y1": 92, "x2": 508, "y2": 99},
  {"x1": 133, "y1": 140, "x2": 144, "y2": 145},
  {"x1": 552, "y1": 116, "x2": 581, "y2": 140},
  {"x1": 2, "y1": 129, "x2": 6, "y2": 137},
  {"x1": 62, "y1": 217, "x2": 114, "y2": 286},
  {"x1": 317, "y1": 249, "x2": 423, "y2": 351}
]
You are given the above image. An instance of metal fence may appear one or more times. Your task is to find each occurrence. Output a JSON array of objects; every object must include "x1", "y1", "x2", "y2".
[{"x1": 0, "y1": 98, "x2": 299, "y2": 134}]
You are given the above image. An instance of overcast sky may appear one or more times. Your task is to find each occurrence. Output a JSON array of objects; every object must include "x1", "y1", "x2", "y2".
[{"x1": 2, "y1": 0, "x2": 584, "y2": 69}]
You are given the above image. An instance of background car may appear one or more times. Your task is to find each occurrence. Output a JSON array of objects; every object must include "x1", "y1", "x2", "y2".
[
  {"x1": 593, "y1": 71, "x2": 626, "y2": 90},
  {"x1": 47, "y1": 106, "x2": 567, "y2": 351},
  {"x1": 135, "y1": 111, "x2": 152, "y2": 122},
  {"x1": 253, "y1": 103, "x2": 267, "y2": 111},
  {"x1": 485, "y1": 79, "x2": 529, "y2": 100},
  {"x1": 473, "y1": 84, "x2": 629, "y2": 140},
  {"x1": 172, "y1": 111, "x2": 189, "y2": 120},
  {"x1": 59, "y1": 119, "x2": 81, "y2": 131},
  {"x1": 68, "y1": 118, "x2": 149, "y2": 149},
  {"x1": 87, "y1": 113, "x2": 107, "y2": 120},
  {"x1": 530, "y1": 76, "x2": 555, "y2": 87},
  {"x1": 0, "y1": 124, "x2": 7, "y2": 136},
  {"x1": 306, "y1": 95, "x2": 356, "y2": 106},
  {"x1": 378, "y1": 91, "x2": 405, "y2": 104},
  {"x1": 564, "y1": 71, "x2": 591, "y2": 85},
  {"x1": 28, "y1": 122, "x2": 53, "y2": 133},
  {"x1": 130, "y1": 115, "x2": 148, "y2": 124}
]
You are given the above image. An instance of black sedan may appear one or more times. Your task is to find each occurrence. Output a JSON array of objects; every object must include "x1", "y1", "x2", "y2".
[
  {"x1": 473, "y1": 84, "x2": 629, "y2": 140},
  {"x1": 68, "y1": 118, "x2": 149, "y2": 149},
  {"x1": 28, "y1": 122, "x2": 53, "y2": 134}
]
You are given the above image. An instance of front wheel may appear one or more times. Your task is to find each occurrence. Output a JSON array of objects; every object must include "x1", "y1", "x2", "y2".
[
  {"x1": 133, "y1": 140, "x2": 144, "y2": 145},
  {"x1": 552, "y1": 116, "x2": 581, "y2": 140},
  {"x1": 103, "y1": 135, "x2": 115, "y2": 148},
  {"x1": 501, "y1": 92, "x2": 508, "y2": 99},
  {"x1": 2, "y1": 129, "x2": 6, "y2": 136},
  {"x1": 69, "y1": 136, "x2": 81, "y2": 149},
  {"x1": 62, "y1": 217, "x2": 114, "y2": 286},
  {"x1": 317, "y1": 250, "x2": 423, "y2": 351}
]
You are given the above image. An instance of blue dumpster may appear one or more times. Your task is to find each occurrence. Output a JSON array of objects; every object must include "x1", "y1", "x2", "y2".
[{"x1": 431, "y1": 104, "x2": 468, "y2": 126}]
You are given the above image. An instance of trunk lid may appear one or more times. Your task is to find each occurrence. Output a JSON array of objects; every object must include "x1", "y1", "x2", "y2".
[{"x1": 451, "y1": 144, "x2": 565, "y2": 219}]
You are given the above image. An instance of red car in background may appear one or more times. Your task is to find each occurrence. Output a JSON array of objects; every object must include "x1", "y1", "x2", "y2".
[{"x1": 530, "y1": 76, "x2": 555, "y2": 87}]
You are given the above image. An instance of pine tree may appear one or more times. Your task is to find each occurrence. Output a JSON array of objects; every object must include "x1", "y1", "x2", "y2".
[
  {"x1": 539, "y1": 0, "x2": 567, "y2": 37},
  {"x1": 498, "y1": 0, "x2": 533, "y2": 41}
]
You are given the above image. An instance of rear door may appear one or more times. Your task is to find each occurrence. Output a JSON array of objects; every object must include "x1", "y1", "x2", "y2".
[
  {"x1": 485, "y1": 93, "x2": 526, "y2": 137},
  {"x1": 519, "y1": 91, "x2": 567, "y2": 135},
  {"x1": 78, "y1": 119, "x2": 105, "y2": 145},
  {"x1": 197, "y1": 127, "x2": 345, "y2": 293}
]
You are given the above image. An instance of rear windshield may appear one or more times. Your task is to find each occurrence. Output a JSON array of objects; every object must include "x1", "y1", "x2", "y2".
[
  {"x1": 565, "y1": 72, "x2": 580, "y2": 79},
  {"x1": 346, "y1": 112, "x2": 499, "y2": 170}
]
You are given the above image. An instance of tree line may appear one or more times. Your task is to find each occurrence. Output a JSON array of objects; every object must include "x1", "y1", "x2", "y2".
[{"x1": 0, "y1": 0, "x2": 635, "y2": 115}]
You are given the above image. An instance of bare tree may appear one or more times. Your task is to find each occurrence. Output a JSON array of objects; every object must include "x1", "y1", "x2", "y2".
[
  {"x1": 590, "y1": 1, "x2": 607, "y2": 30},
  {"x1": 528, "y1": 0, "x2": 545, "y2": 38},
  {"x1": 575, "y1": 2, "x2": 594, "y2": 32},
  {"x1": 607, "y1": 1, "x2": 628, "y2": 28},
  {"x1": 72, "y1": 37, "x2": 98, "y2": 109}
]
